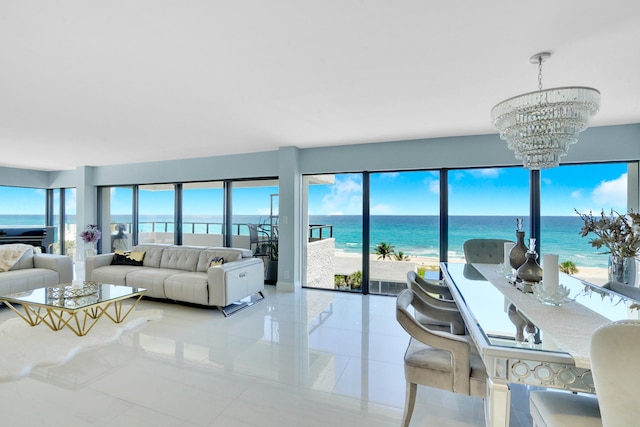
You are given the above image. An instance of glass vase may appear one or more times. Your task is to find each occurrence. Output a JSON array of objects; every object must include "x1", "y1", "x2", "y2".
[
  {"x1": 86, "y1": 242, "x2": 96, "y2": 258},
  {"x1": 609, "y1": 255, "x2": 639, "y2": 287}
]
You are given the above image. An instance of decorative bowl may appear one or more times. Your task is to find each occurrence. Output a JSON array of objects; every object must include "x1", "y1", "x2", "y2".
[{"x1": 532, "y1": 283, "x2": 574, "y2": 306}]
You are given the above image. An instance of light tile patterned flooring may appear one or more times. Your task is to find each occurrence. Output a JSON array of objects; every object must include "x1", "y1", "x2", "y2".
[{"x1": 0, "y1": 264, "x2": 535, "y2": 426}]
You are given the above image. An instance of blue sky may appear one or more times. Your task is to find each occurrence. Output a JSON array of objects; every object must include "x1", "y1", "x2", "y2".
[
  {"x1": 0, "y1": 163, "x2": 628, "y2": 216},
  {"x1": 308, "y1": 163, "x2": 628, "y2": 216}
]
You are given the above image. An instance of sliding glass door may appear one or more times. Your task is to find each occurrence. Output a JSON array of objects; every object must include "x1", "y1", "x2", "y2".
[
  {"x1": 368, "y1": 171, "x2": 440, "y2": 294},
  {"x1": 305, "y1": 173, "x2": 363, "y2": 292}
]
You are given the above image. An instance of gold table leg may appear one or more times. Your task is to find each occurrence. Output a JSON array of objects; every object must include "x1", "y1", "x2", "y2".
[{"x1": 1, "y1": 292, "x2": 145, "y2": 337}]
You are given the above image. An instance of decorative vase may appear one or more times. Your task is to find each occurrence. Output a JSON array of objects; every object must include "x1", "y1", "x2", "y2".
[
  {"x1": 517, "y1": 249, "x2": 543, "y2": 284},
  {"x1": 509, "y1": 219, "x2": 528, "y2": 270},
  {"x1": 609, "y1": 255, "x2": 639, "y2": 287},
  {"x1": 86, "y1": 242, "x2": 96, "y2": 258}
]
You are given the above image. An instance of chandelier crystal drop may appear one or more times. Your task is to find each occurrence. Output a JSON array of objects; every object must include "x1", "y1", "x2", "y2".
[{"x1": 490, "y1": 52, "x2": 600, "y2": 170}]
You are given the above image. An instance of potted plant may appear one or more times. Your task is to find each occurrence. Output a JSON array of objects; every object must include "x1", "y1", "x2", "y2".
[{"x1": 80, "y1": 224, "x2": 101, "y2": 257}]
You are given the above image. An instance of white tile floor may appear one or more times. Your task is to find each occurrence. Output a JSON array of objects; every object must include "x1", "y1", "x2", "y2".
[{"x1": 0, "y1": 265, "x2": 535, "y2": 426}]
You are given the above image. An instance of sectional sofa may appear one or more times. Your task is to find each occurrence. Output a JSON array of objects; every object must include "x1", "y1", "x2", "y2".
[
  {"x1": 0, "y1": 244, "x2": 74, "y2": 295},
  {"x1": 85, "y1": 244, "x2": 265, "y2": 315}
]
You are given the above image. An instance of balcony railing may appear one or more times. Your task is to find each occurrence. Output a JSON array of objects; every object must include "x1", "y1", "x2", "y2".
[{"x1": 110, "y1": 222, "x2": 334, "y2": 242}]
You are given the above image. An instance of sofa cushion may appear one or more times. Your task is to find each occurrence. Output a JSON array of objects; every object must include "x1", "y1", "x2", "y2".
[
  {"x1": 159, "y1": 247, "x2": 200, "y2": 272},
  {"x1": 132, "y1": 244, "x2": 169, "y2": 268},
  {"x1": 164, "y1": 272, "x2": 209, "y2": 305},
  {"x1": 124, "y1": 268, "x2": 184, "y2": 299},
  {"x1": 0, "y1": 268, "x2": 59, "y2": 294},
  {"x1": 92, "y1": 265, "x2": 144, "y2": 285},
  {"x1": 209, "y1": 257, "x2": 225, "y2": 267},
  {"x1": 111, "y1": 250, "x2": 145, "y2": 266},
  {"x1": 10, "y1": 246, "x2": 35, "y2": 271},
  {"x1": 196, "y1": 249, "x2": 242, "y2": 272}
]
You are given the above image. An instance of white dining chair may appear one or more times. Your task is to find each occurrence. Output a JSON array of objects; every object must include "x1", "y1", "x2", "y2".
[
  {"x1": 530, "y1": 319, "x2": 640, "y2": 427},
  {"x1": 406, "y1": 271, "x2": 464, "y2": 334},
  {"x1": 396, "y1": 289, "x2": 487, "y2": 427},
  {"x1": 463, "y1": 238, "x2": 514, "y2": 264}
]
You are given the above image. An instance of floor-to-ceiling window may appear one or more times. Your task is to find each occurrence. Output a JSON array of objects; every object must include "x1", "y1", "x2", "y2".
[
  {"x1": 100, "y1": 186, "x2": 134, "y2": 252},
  {"x1": 540, "y1": 162, "x2": 629, "y2": 285},
  {"x1": 182, "y1": 182, "x2": 224, "y2": 246},
  {"x1": 230, "y1": 179, "x2": 279, "y2": 282},
  {"x1": 447, "y1": 167, "x2": 530, "y2": 264},
  {"x1": 305, "y1": 173, "x2": 363, "y2": 292},
  {"x1": 138, "y1": 184, "x2": 175, "y2": 244},
  {"x1": 369, "y1": 171, "x2": 440, "y2": 295},
  {"x1": 0, "y1": 186, "x2": 46, "y2": 227},
  {"x1": 63, "y1": 188, "x2": 77, "y2": 257}
]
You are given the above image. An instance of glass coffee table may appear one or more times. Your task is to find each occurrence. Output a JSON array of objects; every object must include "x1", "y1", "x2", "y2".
[{"x1": 0, "y1": 282, "x2": 146, "y2": 336}]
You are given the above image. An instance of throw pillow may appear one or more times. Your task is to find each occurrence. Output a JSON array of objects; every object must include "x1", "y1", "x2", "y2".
[
  {"x1": 111, "y1": 250, "x2": 146, "y2": 266},
  {"x1": 209, "y1": 256, "x2": 225, "y2": 267}
]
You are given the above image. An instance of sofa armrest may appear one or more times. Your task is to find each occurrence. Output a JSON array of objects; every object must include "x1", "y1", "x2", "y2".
[
  {"x1": 33, "y1": 253, "x2": 74, "y2": 284},
  {"x1": 85, "y1": 254, "x2": 115, "y2": 282},
  {"x1": 207, "y1": 258, "x2": 264, "y2": 306}
]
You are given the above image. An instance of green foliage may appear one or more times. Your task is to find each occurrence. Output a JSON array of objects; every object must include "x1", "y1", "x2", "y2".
[
  {"x1": 334, "y1": 275, "x2": 347, "y2": 288},
  {"x1": 347, "y1": 271, "x2": 362, "y2": 289},
  {"x1": 559, "y1": 261, "x2": 578, "y2": 275},
  {"x1": 394, "y1": 251, "x2": 410, "y2": 261},
  {"x1": 334, "y1": 271, "x2": 363, "y2": 289},
  {"x1": 375, "y1": 241, "x2": 395, "y2": 260}
]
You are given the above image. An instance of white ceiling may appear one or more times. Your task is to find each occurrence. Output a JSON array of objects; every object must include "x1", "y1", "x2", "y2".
[{"x1": 1, "y1": 1, "x2": 639, "y2": 172}]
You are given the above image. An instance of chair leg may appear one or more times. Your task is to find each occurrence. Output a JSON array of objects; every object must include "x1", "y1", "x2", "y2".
[{"x1": 401, "y1": 381, "x2": 417, "y2": 427}]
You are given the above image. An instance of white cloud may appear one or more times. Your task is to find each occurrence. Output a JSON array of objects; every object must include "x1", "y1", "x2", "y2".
[
  {"x1": 371, "y1": 204, "x2": 393, "y2": 215},
  {"x1": 426, "y1": 178, "x2": 440, "y2": 194},
  {"x1": 469, "y1": 168, "x2": 499, "y2": 178},
  {"x1": 321, "y1": 176, "x2": 362, "y2": 215},
  {"x1": 378, "y1": 172, "x2": 399, "y2": 179},
  {"x1": 592, "y1": 173, "x2": 627, "y2": 206},
  {"x1": 571, "y1": 190, "x2": 582, "y2": 199}
]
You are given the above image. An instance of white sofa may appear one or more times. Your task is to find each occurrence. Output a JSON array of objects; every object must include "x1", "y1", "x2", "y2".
[
  {"x1": 0, "y1": 246, "x2": 74, "y2": 295},
  {"x1": 85, "y1": 244, "x2": 265, "y2": 314}
]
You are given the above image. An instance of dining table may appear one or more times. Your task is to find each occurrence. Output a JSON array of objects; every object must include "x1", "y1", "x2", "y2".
[{"x1": 440, "y1": 261, "x2": 640, "y2": 427}]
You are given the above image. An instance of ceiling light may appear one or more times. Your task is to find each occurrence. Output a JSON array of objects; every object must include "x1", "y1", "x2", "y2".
[{"x1": 491, "y1": 52, "x2": 600, "y2": 170}]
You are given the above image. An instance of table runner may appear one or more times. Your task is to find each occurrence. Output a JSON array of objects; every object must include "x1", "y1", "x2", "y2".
[{"x1": 472, "y1": 263, "x2": 610, "y2": 369}]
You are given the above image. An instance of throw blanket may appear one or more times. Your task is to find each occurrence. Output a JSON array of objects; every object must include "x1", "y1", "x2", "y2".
[{"x1": 0, "y1": 244, "x2": 31, "y2": 272}]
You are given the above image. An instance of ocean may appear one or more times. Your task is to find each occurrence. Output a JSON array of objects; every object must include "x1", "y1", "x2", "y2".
[{"x1": 0, "y1": 214, "x2": 608, "y2": 269}]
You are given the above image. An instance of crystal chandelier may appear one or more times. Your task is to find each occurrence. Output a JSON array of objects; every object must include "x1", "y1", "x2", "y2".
[{"x1": 491, "y1": 52, "x2": 600, "y2": 170}]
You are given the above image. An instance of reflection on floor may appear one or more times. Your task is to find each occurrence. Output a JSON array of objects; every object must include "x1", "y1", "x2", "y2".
[{"x1": 0, "y1": 278, "x2": 534, "y2": 426}]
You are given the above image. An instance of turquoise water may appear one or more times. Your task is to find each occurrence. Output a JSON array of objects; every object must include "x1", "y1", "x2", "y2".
[{"x1": 0, "y1": 214, "x2": 607, "y2": 268}]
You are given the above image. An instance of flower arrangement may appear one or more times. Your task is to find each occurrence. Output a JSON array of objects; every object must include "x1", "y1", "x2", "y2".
[
  {"x1": 80, "y1": 224, "x2": 102, "y2": 244},
  {"x1": 575, "y1": 209, "x2": 640, "y2": 258}
]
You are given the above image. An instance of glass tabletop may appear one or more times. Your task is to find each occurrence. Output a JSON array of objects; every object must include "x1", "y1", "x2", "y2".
[
  {"x1": 0, "y1": 282, "x2": 146, "y2": 310},
  {"x1": 443, "y1": 262, "x2": 640, "y2": 353}
]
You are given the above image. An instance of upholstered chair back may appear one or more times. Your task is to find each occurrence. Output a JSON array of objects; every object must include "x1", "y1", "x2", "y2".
[
  {"x1": 591, "y1": 319, "x2": 640, "y2": 427},
  {"x1": 463, "y1": 238, "x2": 514, "y2": 264}
]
